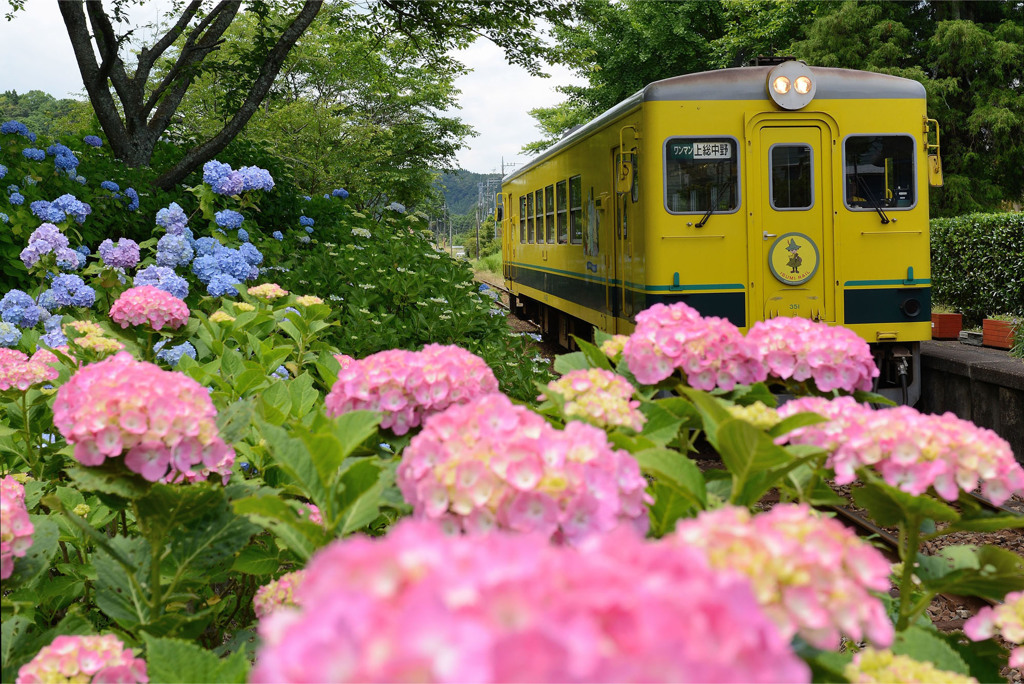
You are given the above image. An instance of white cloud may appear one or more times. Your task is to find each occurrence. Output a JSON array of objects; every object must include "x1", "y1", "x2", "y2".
[{"x1": 0, "y1": 4, "x2": 584, "y2": 175}]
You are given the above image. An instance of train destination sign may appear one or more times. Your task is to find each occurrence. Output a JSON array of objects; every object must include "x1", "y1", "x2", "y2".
[{"x1": 668, "y1": 140, "x2": 732, "y2": 160}]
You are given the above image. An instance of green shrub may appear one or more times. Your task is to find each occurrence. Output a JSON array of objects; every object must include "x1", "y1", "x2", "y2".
[{"x1": 930, "y1": 212, "x2": 1024, "y2": 325}]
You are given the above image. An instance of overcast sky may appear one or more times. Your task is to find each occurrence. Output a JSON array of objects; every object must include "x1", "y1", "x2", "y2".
[{"x1": 0, "y1": 3, "x2": 583, "y2": 174}]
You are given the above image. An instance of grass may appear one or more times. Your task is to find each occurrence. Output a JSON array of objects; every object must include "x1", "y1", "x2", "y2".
[{"x1": 472, "y1": 252, "x2": 502, "y2": 276}]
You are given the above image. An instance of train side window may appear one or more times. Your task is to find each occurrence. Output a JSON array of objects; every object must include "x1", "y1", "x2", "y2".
[
  {"x1": 545, "y1": 185, "x2": 555, "y2": 244},
  {"x1": 519, "y1": 195, "x2": 526, "y2": 243},
  {"x1": 769, "y1": 144, "x2": 813, "y2": 210},
  {"x1": 556, "y1": 180, "x2": 568, "y2": 244},
  {"x1": 526, "y1": 193, "x2": 534, "y2": 243},
  {"x1": 630, "y1": 152, "x2": 639, "y2": 204},
  {"x1": 535, "y1": 189, "x2": 544, "y2": 244},
  {"x1": 664, "y1": 137, "x2": 739, "y2": 214},
  {"x1": 844, "y1": 135, "x2": 915, "y2": 209},
  {"x1": 569, "y1": 175, "x2": 583, "y2": 244}
]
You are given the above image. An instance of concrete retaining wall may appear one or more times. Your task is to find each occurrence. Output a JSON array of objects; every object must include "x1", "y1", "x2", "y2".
[{"x1": 918, "y1": 341, "x2": 1024, "y2": 463}]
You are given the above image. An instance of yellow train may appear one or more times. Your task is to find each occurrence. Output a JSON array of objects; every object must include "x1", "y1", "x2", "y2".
[{"x1": 499, "y1": 60, "x2": 943, "y2": 405}]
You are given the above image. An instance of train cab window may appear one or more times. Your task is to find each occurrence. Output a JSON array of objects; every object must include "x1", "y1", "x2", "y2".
[
  {"x1": 534, "y1": 189, "x2": 544, "y2": 244},
  {"x1": 769, "y1": 144, "x2": 813, "y2": 210},
  {"x1": 556, "y1": 180, "x2": 568, "y2": 244},
  {"x1": 844, "y1": 135, "x2": 915, "y2": 210},
  {"x1": 545, "y1": 185, "x2": 555, "y2": 243},
  {"x1": 526, "y1": 193, "x2": 534, "y2": 243},
  {"x1": 519, "y1": 195, "x2": 526, "y2": 243},
  {"x1": 569, "y1": 175, "x2": 583, "y2": 244},
  {"x1": 664, "y1": 137, "x2": 739, "y2": 214}
]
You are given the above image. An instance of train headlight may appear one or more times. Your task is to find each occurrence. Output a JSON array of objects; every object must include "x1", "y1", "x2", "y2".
[{"x1": 767, "y1": 61, "x2": 816, "y2": 110}]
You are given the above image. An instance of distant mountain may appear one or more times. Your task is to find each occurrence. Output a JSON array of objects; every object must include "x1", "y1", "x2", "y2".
[{"x1": 433, "y1": 170, "x2": 502, "y2": 215}]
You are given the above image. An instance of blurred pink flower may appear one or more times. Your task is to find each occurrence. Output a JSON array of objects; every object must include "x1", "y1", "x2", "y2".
[
  {"x1": 251, "y1": 519, "x2": 809, "y2": 683},
  {"x1": 109, "y1": 285, "x2": 188, "y2": 331},
  {"x1": 0, "y1": 348, "x2": 60, "y2": 391},
  {"x1": 964, "y1": 590, "x2": 1024, "y2": 668},
  {"x1": 17, "y1": 634, "x2": 148, "y2": 683},
  {"x1": 1, "y1": 476, "x2": 33, "y2": 580},
  {"x1": 254, "y1": 570, "x2": 306, "y2": 618}
]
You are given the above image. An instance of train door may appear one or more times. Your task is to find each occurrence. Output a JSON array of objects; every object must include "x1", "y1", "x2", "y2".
[
  {"x1": 611, "y1": 146, "x2": 627, "y2": 327},
  {"x1": 757, "y1": 125, "x2": 833, "y2": 322}
]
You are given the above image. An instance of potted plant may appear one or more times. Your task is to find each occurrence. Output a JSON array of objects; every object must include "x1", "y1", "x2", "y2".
[
  {"x1": 982, "y1": 313, "x2": 1020, "y2": 350},
  {"x1": 930, "y1": 304, "x2": 962, "y2": 340}
]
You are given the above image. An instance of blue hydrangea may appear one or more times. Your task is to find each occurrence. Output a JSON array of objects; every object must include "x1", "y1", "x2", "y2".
[
  {"x1": 9, "y1": 192, "x2": 24, "y2": 205},
  {"x1": 272, "y1": 231, "x2": 283, "y2": 240},
  {"x1": 236, "y1": 228, "x2": 249, "y2": 243},
  {"x1": 305, "y1": 226, "x2": 314, "y2": 234},
  {"x1": 331, "y1": 188, "x2": 349, "y2": 198},
  {"x1": 0, "y1": 164, "x2": 6, "y2": 179},
  {"x1": 51, "y1": 194, "x2": 92, "y2": 224},
  {"x1": 98, "y1": 237, "x2": 140, "y2": 269},
  {"x1": 29, "y1": 200, "x2": 65, "y2": 223},
  {"x1": 323, "y1": 193, "x2": 330, "y2": 199},
  {"x1": 0, "y1": 213, "x2": 8, "y2": 224},
  {"x1": 0, "y1": 321, "x2": 21, "y2": 347},
  {"x1": 156, "y1": 233, "x2": 194, "y2": 268},
  {"x1": 193, "y1": 237, "x2": 221, "y2": 258},
  {"x1": 124, "y1": 187, "x2": 139, "y2": 211},
  {"x1": 155, "y1": 340, "x2": 197, "y2": 367},
  {"x1": 271, "y1": 365, "x2": 290, "y2": 380},
  {"x1": 299, "y1": 235, "x2": 311, "y2": 244},
  {"x1": 239, "y1": 242, "x2": 263, "y2": 266},
  {"x1": 134, "y1": 265, "x2": 189, "y2": 300},
  {"x1": 76, "y1": 245, "x2": 91, "y2": 260},
  {"x1": 83, "y1": 135, "x2": 103, "y2": 147},
  {"x1": 22, "y1": 175, "x2": 37, "y2": 186},
  {"x1": 215, "y1": 209, "x2": 244, "y2": 230},
  {"x1": 207, "y1": 273, "x2": 241, "y2": 297},
  {"x1": 39, "y1": 315, "x2": 67, "y2": 349},
  {"x1": 156, "y1": 201, "x2": 188, "y2": 234},
  {"x1": 1, "y1": 290, "x2": 47, "y2": 328},
  {"x1": 302, "y1": 195, "x2": 311, "y2": 201},
  {"x1": 1, "y1": 120, "x2": 32, "y2": 138},
  {"x1": 299, "y1": 216, "x2": 314, "y2": 227},
  {"x1": 238, "y1": 165, "x2": 274, "y2": 192},
  {"x1": 100, "y1": 180, "x2": 120, "y2": 192},
  {"x1": 6, "y1": 184, "x2": 17, "y2": 194},
  {"x1": 214, "y1": 248, "x2": 254, "y2": 281},
  {"x1": 22, "y1": 148, "x2": 45, "y2": 161},
  {"x1": 74, "y1": 175, "x2": 87, "y2": 185},
  {"x1": 37, "y1": 274, "x2": 95, "y2": 309},
  {"x1": 203, "y1": 160, "x2": 244, "y2": 196},
  {"x1": 54, "y1": 151, "x2": 79, "y2": 172},
  {"x1": 46, "y1": 143, "x2": 72, "y2": 157},
  {"x1": 387, "y1": 202, "x2": 406, "y2": 213}
]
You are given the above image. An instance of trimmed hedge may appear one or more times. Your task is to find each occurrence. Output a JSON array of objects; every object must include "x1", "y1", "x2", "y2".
[{"x1": 931, "y1": 212, "x2": 1024, "y2": 324}]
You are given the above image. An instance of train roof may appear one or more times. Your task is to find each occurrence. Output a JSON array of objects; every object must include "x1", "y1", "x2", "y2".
[{"x1": 505, "y1": 65, "x2": 926, "y2": 182}]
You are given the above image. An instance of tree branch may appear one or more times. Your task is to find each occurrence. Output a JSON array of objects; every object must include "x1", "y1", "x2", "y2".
[{"x1": 134, "y1": 0, "x2": 204, "y2": 90}]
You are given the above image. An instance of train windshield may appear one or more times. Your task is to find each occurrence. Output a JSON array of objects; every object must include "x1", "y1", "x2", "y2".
[
  {"x1": 844, "y1": 135, "x2": 915, "y2": 209},
  {"x1": 664, "y1": 137, "x2": 739, "y2": 214}
]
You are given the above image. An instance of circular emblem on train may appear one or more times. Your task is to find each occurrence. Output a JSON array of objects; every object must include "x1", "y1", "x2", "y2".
[{"x1": 768, "y1": 232, "x2": 819, "y2": 286}]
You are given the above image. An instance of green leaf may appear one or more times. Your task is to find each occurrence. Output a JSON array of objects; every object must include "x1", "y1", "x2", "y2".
[
  {"x1": 891, "y1": 625, "x2": 970, "y2": 675},
  {"x1": 289, "y1": 372, "x2": 319, "y2": 418},
  {"x1": 231, "y1": 543, "x2": 280, "y2": 576},
  {"x1": 258, "y1": 420, "x2": 326, "y2": 503},
  {"x1": 553, "y1": 351, "x2": 589, "y2": 374},
  {"x1": 576, "y1": 337, "x2": 614, "y2": 371},
  {"x1": 333, "y1": 459, "x2": 386, "y2": 535},
  {"x1": 65, "y1": 462, "x2": 152, "y2": 499},
  {"x1": 278, "y1": 318, "x2": 304, "y2": 345},
  {"x1": 260, "y1": 381, "x2": 293, "y2": 424},
  {"x1": 94, "y1": 536, "x2": 151, "y2": 630},
  {"x1": 632, "y1": 448, "x2": 706, "y2": 509},
  {"x1": 678, "y1": 387, "x2": 732, "y2": 445},
  {"x1": 916, "y1": 544, "x2": 1024, "y2": 600},
  {"x1": 4, "y1": 516, "x2": 59, "y2": 589},
  {"x1": 135, "y1": 484, "x2": 226, "y2": 545},
  {"x1": 934, "y1": 630, "x2": 1006, "y2": 684},
  {"x1": 217, "y1": 398, "x2": 256, "y2": 445},
  {"x1": 727, "y1": 382, "x2": 778, "y2": 408},
  {"x1": 233, "y1": 369, "x2": 269, "y2": 397},
  {"x1": 851, "y1": 478, "x2": 960, "y2": 527},
  {"x1": 768, "y1": 411, "x2": 827, "y2": 439},
  {"x1": 164, "y1": 490, "x2": 261, "y2": 575},
  {"x1": 220, "y1": 348, "x2": 244, "y2": 378},
  {"x1": 232, "y1": 493, "x2": 325, "y2": 560},
  {"x1": 144, "y1": 635, "x2": 250, "y2": 683},
  {"x1": 639, "y1": 401, "x2": 693, "y2": 446},
  {"x1": 646, "y1": 481, "x2": 699, "y2": 537},
  {"x1": 714, "y1": 418, "x2": 793, "y2": 503}
]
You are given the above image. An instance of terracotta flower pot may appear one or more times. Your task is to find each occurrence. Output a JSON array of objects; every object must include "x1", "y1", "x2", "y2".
[
  {"x1": 931, "y1": 312, "x2": 962, "y2": 340},
  {"x1": 982, "y1": 319, "x2": 1016, "y2": 350}
]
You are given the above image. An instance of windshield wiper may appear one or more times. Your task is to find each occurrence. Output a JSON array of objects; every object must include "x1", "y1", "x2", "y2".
[
  {"x1": 695, "y1": 183, "x2": 727, "y2": 228},
  {"x1": 857, "y1": 176, "x2": 890, "y2": 225}
]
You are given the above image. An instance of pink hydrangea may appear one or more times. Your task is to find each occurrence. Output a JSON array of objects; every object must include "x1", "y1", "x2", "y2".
[
  {"x1": 53, "y1": 352, "x2": 234, "y2": 484},
  {"x1": 397, "y1": 392, "x2": 650, "y2": 544},
  {"x1": 251, "y1": 519, "x2": 809, "y2": 683},
  {"x1": 746, "y1": 317, "x2": 879, "y2": 392},
  {"x1": 622, "y1": 302, "x2": 766, "y2": 389},
  {"x1": 109, "y1": 285, "x2": 189, "y2": 331},
  {"x1": 1, "y1": 476, "x2": 33, "y2": 580},
  {"x1": 325, "y1": 344, "x2": 499, "y2": 435},
  {"x1": 16, "y1": 634, "x2": 148, "y2": 684},
  {"x1": 964, "y1": 590, "x2": 1024, "y2": 668},
  {"x1": 540, "y1": 368, "x2": 646, "y2": 431},
  {"x1": 254, "y1": 570, "x2": 305, "y2": 618},
  {"x1": 673, "y1": 504, "x2": 894, "y2": 650},
  {"x1": 0, "y1": 348, "x2": 60, "y2": 391},
  {"x1": 779, "y1": 397, "x2": 1024, "y2": 505}
]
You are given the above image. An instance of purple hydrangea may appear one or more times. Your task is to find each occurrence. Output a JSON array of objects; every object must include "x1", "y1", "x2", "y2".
[
  {"x1": 98, "y1": 238, "x2": 140, "y2": 269},
  {"x1": 156, "y1": 201, "x2": 188, "y2": 234},
  {"x1": 203, "y1": 160, "x2": 245, "y2": 196},
  {"x1": 39, "y1": 314, "x2": 67, "y2": 348},
  {"x1": 300, "y1": 216, "x2": 314, "y2": 227},
  {"x1": 331, "y1": 188, "x2": 349, "y2": 199},
  {"x1": 272, "y1": 231, "x2": 283, "y2": 240},
  {"x1": 134, "y1": 265, "x2": 189, "y2": 300},
  {"x1": 37, "y1": 274, "x2": 95, "y2": 309},
  {"x1": 23, "y1": 148, "x2": 45, "y2": 161},
  {"x1": 100, "y1": 180, "x2": 120, "y2": 192},
  {"x1": 83, "y1": 135, "x2": 103, "y2": 147},
  {"x1": 156, "y1": 233, "x2": 194, "y2": 268},
  {"x1": 20, "y1": 223, "x2": 81, "y2": 269},
  {"x1": 215, "y1": 209, "x2": 244, "y2": 230},
  {"x1": 114, "y1": 189, "x2": 135, "y2": 213},
  {"x1": 0, "y1": 290, "x2": 48, "y2": 328},
  {"x1": 207, "y1": 273, "x2": 242, "y2": 297}
]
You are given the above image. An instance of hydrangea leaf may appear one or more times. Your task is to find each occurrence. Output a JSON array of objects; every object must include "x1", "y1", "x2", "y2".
[
  {"x1": 892, "y1": 625, "x2": 971, "y2": 675},
  {"x1": 144, "y1": 635, "x2": 249, "y2": 683},
  {"x1": 4, "y1": 516, "x2": 59, "y2": 590}
]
